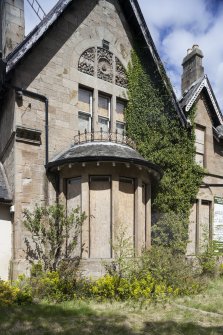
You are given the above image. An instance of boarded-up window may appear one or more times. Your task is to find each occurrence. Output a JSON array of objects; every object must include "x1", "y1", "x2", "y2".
[
  {"x1": 195, "y1": 126, "x2": 205, "y2": 167},
  {"x1": 117, "y1": 178, "x2": 135, "y2": 249},
  {"x1": 89, "y1": 176, "x2": 111, "y2": 258},
  {"x1": 199, "y1": 200, "x2": 211, "y2": 251},
  {"x1": 187, "y1": 201, "x2": 198, "y2": 255},
  {"x1": 142, "y1": 184, "x2": 146, "y2": 245},
  {"x1": 67, "y1": 178, "x2": 82, "y2": 257}
]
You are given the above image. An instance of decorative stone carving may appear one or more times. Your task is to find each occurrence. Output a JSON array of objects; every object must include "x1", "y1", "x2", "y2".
[
  {"x1": 115, "y1": 57, "x2": 128, "y2": 88},
  {"x1": 78, "y1": 47, "x2": 96, "y2": 76},
  {"x1": 78, "y1": 47, "x2": 128, "y2": 88},
  {"x1": 97, "y1": 47, "x2": 113, "y2": 83}
]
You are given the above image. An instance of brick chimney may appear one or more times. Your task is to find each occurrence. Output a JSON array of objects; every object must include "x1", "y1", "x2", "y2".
[
  {"x1": 0, "y1": 0, "x2": 25, "y2": 58},
  {"x1": 181, "y1": 44, "x2": 204, "y2": 95}
]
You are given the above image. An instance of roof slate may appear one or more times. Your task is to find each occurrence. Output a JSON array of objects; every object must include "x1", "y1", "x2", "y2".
[
  {"x1": 47, "y1": 142, "x2": 162, "y2": 177},
  {"x1": 179, "y1": 75, "x2": 223, "y2": 127},
  {"x1": 0, "y1": 163, "x2": 11, "y2": 203},
  {"x1": 180, "y1": 76, "x2": 204, "y2": 110}
]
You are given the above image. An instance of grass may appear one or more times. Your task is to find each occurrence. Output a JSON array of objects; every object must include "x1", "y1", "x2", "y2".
[{"x1": 0, "y1": 278, "x2": 223, "y2": 334}]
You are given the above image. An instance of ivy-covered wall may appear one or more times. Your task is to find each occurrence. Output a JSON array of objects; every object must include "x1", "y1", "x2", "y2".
[{"x1": 125, "y1": 51, "x2": 203, "y2": 242}]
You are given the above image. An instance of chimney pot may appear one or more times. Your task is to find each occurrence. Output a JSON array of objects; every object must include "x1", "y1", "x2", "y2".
[
  {"x1": 187, "y1": 48, "x2": 192, "y2": 55},
  {"x1": 181, "y1": 45, "x2": 204, "y2": 95}
]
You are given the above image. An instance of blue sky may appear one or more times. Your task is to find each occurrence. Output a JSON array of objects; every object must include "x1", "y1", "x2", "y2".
[{"x1": 24, "y1": 0, "x2": 223, "y2": 111}]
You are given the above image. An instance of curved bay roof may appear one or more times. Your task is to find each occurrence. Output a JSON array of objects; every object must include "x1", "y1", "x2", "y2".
[{"x1": 47, "y1": 142, "x2": 162, "y2": 177}]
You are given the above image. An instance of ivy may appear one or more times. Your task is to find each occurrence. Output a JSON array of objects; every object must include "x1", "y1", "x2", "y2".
[{"x1": 125, "y1": 51, "x2": 203, "y2": 246}]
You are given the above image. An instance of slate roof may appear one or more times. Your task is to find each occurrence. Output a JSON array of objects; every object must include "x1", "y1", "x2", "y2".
[
  {"x1": 180, "y1": 76, "x2": 204, "y2": 110},
  {"x1": 47, "y1": 142, "x2": 162, "y2": 178},
  {"x1": 179, "y1": 75, "x2": 223, "y2": 127},
  {"x1": 0, "y1": 163, "x2": 11, "y2": 203},
  {"x1": 3, "y1": 0, "x2": 187, "y2": 127}
]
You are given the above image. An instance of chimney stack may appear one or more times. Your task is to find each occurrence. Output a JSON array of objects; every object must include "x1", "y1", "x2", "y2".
[
  {"x1": 181, "y1": 44, "x2": 204, "y2": 95},
  {"x1": 0, "y1": 0, "x2": 25, "y2": 58}
]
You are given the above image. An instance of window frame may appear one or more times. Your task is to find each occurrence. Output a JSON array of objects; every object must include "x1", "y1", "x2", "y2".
[{"x1": 78, "y1": 86, "x2": 93, "y2": 133}]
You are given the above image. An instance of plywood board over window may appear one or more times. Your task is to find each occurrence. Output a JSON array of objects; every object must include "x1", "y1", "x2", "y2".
[
  {"x1": 187, "y1": 201, "x2": 198, "y2": 255},
  {"x1": 195, "y1": 126, "x2": 205, "y2": 167},
  {"x1": 117, "y1": 177, "x2": 135, "y2": 249},
  {"x1": 89, "y1": 176, "x2": 111, "y2": 259},
  {"x1": 199, "y1": 200, "x2": 211, "y2": 251},
  {"x1": 67, "y1": 178, "x2": 82, "y2": 257}
]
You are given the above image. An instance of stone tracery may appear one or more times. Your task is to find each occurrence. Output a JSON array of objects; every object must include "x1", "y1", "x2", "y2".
[{"x1": 78, "y1": 47, "x2": 128, "y2": 88}]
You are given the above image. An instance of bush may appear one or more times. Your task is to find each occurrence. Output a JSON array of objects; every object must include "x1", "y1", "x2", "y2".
[
  {"x1": 0, "y1": 279, "x2": 32, "y2": 306},
  {"x1": 197, "y1": 245, "x2": 219, "y2": 277},
  {"x1": 19, "y1": 262, "x2": 79, "y2": 303},
  {"x1": 152, "y1": 211, "x2": 189, "y2": 255},
  {"x1": 86, "y1": 273, "x2": 180, "y2": 302},
  {"x1": 138, "y1": 247, "x2": 203, "y2": 296}
]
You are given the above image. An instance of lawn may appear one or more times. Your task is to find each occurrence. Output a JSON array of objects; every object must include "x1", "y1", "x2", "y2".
[{"x1": 1, "y1": 278, "x2": 223, "y2": 335}]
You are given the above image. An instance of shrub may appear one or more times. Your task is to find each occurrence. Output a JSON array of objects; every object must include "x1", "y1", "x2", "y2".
[
  {"x1": 86, "y1": 273, "x2": 180, "y2": 302},
  {"x1": 197, "y1": 245, "x2": 218, "y2": 277},
  {"x1": 23, "y1": 204, "x2": 86, "y2": 272},
  {"x1": 152, "y1": 211, "x2": 189, "y2": 255},
  {"x1": 138, "y1": 246, "x2": 203, "y2": 296},
  {"x1": 0, "y1": 279, "x2": 32, "y2": 306},
  {"x1": 20, "y1": 262, "x2": 79, "y2": 303}
]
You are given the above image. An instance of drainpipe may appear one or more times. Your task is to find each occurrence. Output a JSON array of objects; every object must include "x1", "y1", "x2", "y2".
[{"x1": 13, "y1": 86, "x2": 49, "y2": 165}]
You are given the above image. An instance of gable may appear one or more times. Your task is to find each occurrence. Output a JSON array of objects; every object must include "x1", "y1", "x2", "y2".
[
  {"x1": 180, "y1": 75, "x2": 223, "y2": 128},
  {"x1": 3, "y1": 0, "x2": 186, "y2": 127}
]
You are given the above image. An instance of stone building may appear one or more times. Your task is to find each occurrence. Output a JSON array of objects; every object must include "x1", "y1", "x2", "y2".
[
  {"x1": 1, "y1": 0, "x2": 185, "y2": 280},
  {"x1": 0, "y1": 0, "x2": 222, "y2": 281},
  {"x1": 180, "y1": 45, "x2": 223, "y2": 255}
]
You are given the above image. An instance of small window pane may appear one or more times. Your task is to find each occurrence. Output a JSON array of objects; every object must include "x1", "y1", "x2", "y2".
[
  {"x1": 99, "y1": 95, "x2": 109, "y2": 109},
  {"x1": 99, "y1": 116, "x2": 109, "y2": 132},
  {"x1": 98, "y1": 95, "x2": 110, "y2": 118},
  {"x1": 116, "y1": 121, "x2": 125, "y2": 134},
  {"x1": 116, "y1": 100, "x2": 125, "y2": 114},
  {"x1": 78, "y1": 88, "x2": 92, "y2": 113},
  {"x1": 79, "y1": 112, "x2": 90, "y2": 132}
]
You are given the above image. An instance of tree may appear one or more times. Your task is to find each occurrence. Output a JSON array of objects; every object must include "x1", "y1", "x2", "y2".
[{"x1": 23, "y1": 204, "x2": 87, "y2": 272}]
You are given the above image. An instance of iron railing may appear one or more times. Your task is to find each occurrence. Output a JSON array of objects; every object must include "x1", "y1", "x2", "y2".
[{"x1": 74, "y1": 129, "x2": 136, "y2": 149}]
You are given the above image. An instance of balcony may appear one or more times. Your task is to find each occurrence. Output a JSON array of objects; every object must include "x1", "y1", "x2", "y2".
[{"x1": 74, "y1": 129, "x2": 136, "y2": 149}]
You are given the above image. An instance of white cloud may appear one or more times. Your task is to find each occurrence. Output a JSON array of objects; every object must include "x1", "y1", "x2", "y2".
[
  {"x1": 138, "y1": 0, "x2": 223, "y2": 110},
  {"x1": 24, "y1": 0, "x2": 223, "y2": 110}
]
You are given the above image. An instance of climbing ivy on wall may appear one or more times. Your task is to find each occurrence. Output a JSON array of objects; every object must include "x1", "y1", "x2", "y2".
[{"x1": 125, "y1": 51, "x2": 203, "y2": 230}]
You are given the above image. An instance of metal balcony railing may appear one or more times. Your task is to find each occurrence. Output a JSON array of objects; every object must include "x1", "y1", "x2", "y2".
[{"x1": 74, "y1": 129, "x2": 136, "y2": 149}]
